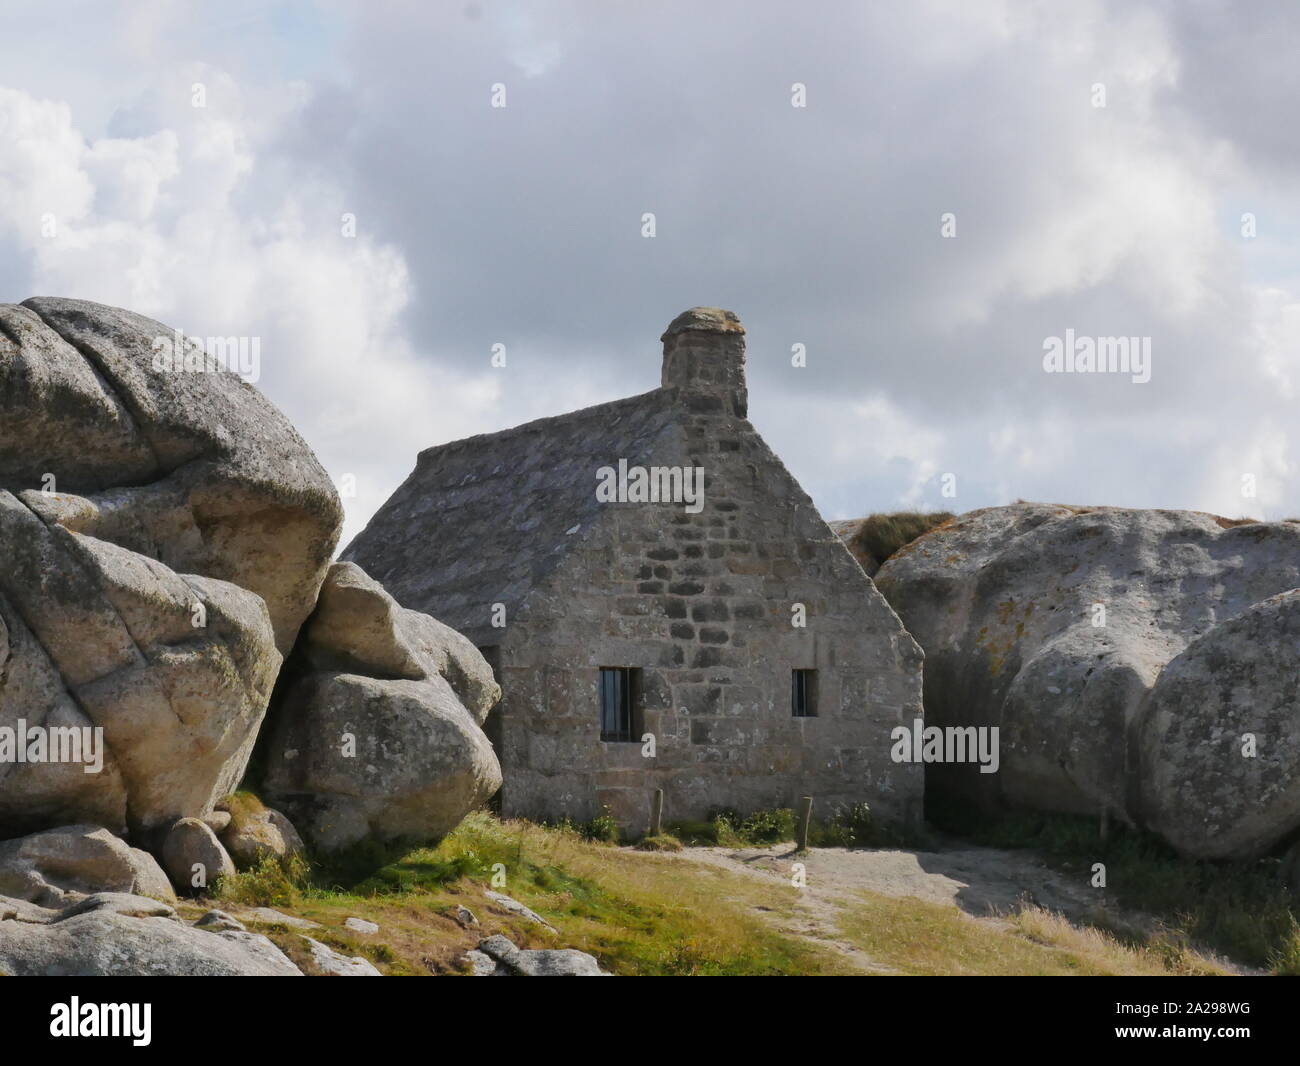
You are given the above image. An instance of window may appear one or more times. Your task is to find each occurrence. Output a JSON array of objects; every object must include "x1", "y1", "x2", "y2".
[
  {"x1": 791, "y1": 669, "x2": 817, "y2": 718},
  {"x1": 600, "y1": 667, "x2": 641, "y2": 742}
]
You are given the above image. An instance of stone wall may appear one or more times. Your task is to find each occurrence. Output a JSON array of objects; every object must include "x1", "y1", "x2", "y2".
[{"x1": 491, "y1": 395, "x2": 924, "y2": 832}]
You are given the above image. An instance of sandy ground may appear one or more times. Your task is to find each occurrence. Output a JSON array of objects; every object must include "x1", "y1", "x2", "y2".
[{"x1": 646, "y1": 841, "x2": 1222, "y2": 975}]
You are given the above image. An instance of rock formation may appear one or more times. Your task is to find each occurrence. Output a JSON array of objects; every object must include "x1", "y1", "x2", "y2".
[
  {"x1": 262, "y1": 562, "x2": 502, "y2": 851},
  {"x1": 0, "y1": 296, "x2": 505, "y2": 939},
  {"x1": 1138, "y1": 589, "x2": 1300, "y2": 859},
  {"x1": 0, "y1": 297, "x2": 341, "y2": 837},
  {"x1": 0, "y1": 892, "x2": 303, "y2": 976},
  {"x1": 0, "y1": 825, "x2": 174, "y2": 907},
  {"x1": 874, "y1": 503, "x2": 1300, "y2": 858}
]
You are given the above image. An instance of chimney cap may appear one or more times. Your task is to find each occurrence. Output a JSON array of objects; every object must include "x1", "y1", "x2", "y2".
[{"x1": 661, "y1": 307, "x2": 745, "y2": 342}]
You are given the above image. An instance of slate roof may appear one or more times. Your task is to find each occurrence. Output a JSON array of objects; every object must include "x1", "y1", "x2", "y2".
[{"x1": 342, "y1": 387, "x2": 682, "y2": 646}]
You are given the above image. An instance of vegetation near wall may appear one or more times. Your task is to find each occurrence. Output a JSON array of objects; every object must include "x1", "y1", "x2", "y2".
[{"x1": 844, "y1": 512, "x2": 956, "y2": 575}]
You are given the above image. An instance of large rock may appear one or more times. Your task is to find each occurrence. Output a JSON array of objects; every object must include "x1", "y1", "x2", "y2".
[
  {"x1": 263, "y1": 562, "x2": 502, "y2": 851},
  {"x1": 0, "y1": 298, "x2": 342, "y2": 839},
  {"x1": 874, "y1": 503, "x2": 1300, "y2": 853},
  {"x1": 1138, "y1": 590, "x2": 1300, "y2": 858},
  {"x1": 0, "y1": 825, "x2": 175, "y2": 906},
  {"x1": 0, "y1": 892, "x2": 302, "y2": 976}
]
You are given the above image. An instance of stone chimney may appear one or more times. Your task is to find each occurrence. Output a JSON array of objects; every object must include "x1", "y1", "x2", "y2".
[{"x1": 661, "y1": 307, "x2": 747, "y2": 417}]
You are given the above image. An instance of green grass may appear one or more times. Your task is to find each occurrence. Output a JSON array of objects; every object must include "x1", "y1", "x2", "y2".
[
  {"x1": 200, "y1": 806, "x2": 1258, "y2": 976},
  {"x1": 933, "y1": 805, "x2": 1300, "y2": 971},
  {"x1": 211, "y1": 811, "x2": 848, "y2": 976}
]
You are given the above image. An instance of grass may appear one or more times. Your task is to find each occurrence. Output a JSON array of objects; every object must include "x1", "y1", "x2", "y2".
[
  {"x1": 931, "y1": 803, "x2": 1300, "y2": 972},
  {"x1": 206, "y1": 811, "x2": 848, "y2": 976},
  {"x1": 845, "y1": 511, "x2": 955, "y2": 574},
  {"x1": 195, "y1": 800, "x2": 1285, "y2": 975},
  {"x1": 834, "y1": 892, "x2": 1226, "y2": 975}
]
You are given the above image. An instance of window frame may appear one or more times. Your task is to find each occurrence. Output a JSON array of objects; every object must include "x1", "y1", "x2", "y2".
[
  {"x1": 599, "y1": 666, "x2": 642, "y2": 742},
  {"x1": 791, "y1": 668, "x2": 817, "y2": 718}
]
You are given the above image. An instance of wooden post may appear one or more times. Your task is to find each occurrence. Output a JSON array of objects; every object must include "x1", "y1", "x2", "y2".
[
  {"x1": 797, "y1": 796, "x2": 813, "y2": 852},
  {"x1": 650, "y1": 788, "x2": 664, "y2": 837}
]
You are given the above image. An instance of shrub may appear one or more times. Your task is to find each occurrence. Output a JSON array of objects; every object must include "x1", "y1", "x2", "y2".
[
  {"x1": 584, "y1": 810, "x2": 621, "y2": 844},
  {"x1": 543, "y1": 808, "x2": 621, "y2": 844},
  {"x1": 665, "y1": 820, "x2": 723, "y2": 846},
  {"x1": 812, "y1": 802, "x2": 891, "y2": 848},
  {"x1": 846, "y1": 511, "x2": 955, "y2": 574},
  {"x1": 739, "y1": 808, "x2": 797, "y2": 844},
  {"x1": 216, "y1": 851, "x2": 310, "y2": 908}
]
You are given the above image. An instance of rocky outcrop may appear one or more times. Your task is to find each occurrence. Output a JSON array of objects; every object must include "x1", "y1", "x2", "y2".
[
  {"x1": 0, "y1": 297, "x2": 342, "y2": 840},
  {"x1": 874, "y1": 503, "x2": 1300, "y2": 857},
  {"x1": 262, "y1": 562, "x2": 502, "y2": 851},
  {"x1": 0, "y1": 891, "x2": 302, "y2": 976},
  {"x1": 0, "y1": 824, "x2": 174, "y2": 907}
]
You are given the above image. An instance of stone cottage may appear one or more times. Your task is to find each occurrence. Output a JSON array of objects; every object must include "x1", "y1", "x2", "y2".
[{"x1": 344, "y1": 308, "x2": 924, "y2": 832}]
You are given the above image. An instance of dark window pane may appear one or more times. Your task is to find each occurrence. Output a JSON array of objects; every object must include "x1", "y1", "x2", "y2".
[
  {"x1": 600, "y1": 667, "x2": 638, "y2": 741},
  {"x1": 792, "y1": 669, "x2": 816, "y2": 717}
]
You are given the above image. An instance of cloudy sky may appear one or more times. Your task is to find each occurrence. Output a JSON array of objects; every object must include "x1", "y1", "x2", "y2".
[{"x1": 2, "y1": 0, "x2": 1298, "y2": 546}]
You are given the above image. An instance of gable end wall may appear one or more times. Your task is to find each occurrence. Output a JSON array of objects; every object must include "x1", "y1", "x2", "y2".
[{"x1": 490, "y1": 395, "x2": 925, "y2": 832}]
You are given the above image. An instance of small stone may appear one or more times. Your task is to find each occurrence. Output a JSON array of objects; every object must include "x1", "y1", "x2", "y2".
[
  {"x1": 203, "y1": 811, "x2": 232, "y2": 834},
  {"x1": 247, "y1": 907, "x2": 321, "y2": 930},
  {"x1": 344, "y1": 916, "x2": 379, "y2": 935},
  {"x1": 194, "y1": 909, "x2": 246, "y2": 933},
  {"x1": 484, "y1": 890, "x2": 556, "y2": 932},
  {"x1": 477, "y1": 934, "x2": 520, "y2": 962},
  {"x1": 301, "y1": 936, "x2": 381, "y2": 976},
  {"x1": 462, "y1": 948, "x2": 506, "y2": 976}
]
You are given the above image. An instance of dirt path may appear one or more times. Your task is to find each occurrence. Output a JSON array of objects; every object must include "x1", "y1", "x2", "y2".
[{"x1": 644, "y1": 841, "x2": 1175, "y2": 974}]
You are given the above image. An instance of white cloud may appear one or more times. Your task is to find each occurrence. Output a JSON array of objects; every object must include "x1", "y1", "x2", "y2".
[{"x1": 0, "y1": 77, "x2": 501, "y2": 547}]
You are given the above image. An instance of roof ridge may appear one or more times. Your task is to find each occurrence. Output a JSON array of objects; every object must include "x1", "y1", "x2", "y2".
[{"x1": 416, "y1": 386, "x2": 673, "y2": 463}]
